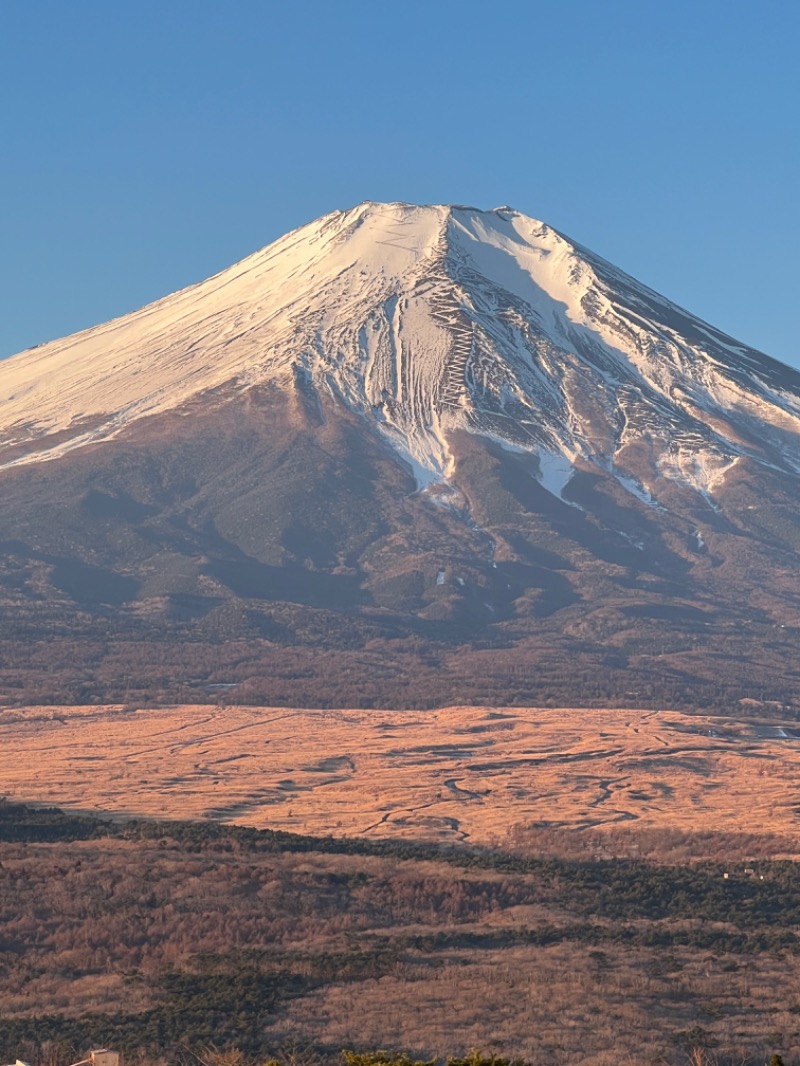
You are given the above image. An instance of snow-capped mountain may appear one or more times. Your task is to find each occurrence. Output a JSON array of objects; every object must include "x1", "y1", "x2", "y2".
[
  {"x1": 4, "y1": 201, "x2": 800, "y2": 502},
  {"x1": 2, "y1": 202, "x2": 800, "y2": 711}
]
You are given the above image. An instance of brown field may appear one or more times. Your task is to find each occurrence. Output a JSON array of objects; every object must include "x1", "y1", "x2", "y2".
[
  {"x1": 4, "y1": 702, "x2": 800, "y2": 852},
  {"x1": 5, "y1": 703, "x2": 800, "y2": 1065}
]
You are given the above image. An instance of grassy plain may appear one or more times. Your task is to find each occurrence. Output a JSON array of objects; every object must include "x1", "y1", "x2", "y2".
[
  {"x1": 3, "y1": 703, "x2": 800, "y2": 1065},
  {"x1": 2, "y1": 703, "x2": 800, "y2": 851}
]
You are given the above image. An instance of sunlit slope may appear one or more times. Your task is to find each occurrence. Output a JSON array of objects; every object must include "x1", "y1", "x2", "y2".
[{"x1": 3, "y1": 201, "x2": 800, "y2": 507}]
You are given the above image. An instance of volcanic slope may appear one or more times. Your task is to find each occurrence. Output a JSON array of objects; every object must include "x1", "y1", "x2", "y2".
[{"x1": 2, "y1": 202, "x2": 800, "y2": 711}]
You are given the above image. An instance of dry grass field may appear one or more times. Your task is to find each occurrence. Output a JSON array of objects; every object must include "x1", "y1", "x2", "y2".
[
  {"x1": 4, "y1": 701, "x2": 800, "y2": 1066},
  {"x1": 3, "y1": 702, "x2": 800, "y2": 851}
]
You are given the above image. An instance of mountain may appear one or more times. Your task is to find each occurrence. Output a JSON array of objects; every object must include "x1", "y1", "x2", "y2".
[{"x1": 2, "y1": 201, "x2": 800, "y2": 712}]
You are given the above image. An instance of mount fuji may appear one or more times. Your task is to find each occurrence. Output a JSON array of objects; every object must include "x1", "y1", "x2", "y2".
[{"x1": 2, "y1": 202, "x2": 800, "y2": 712}]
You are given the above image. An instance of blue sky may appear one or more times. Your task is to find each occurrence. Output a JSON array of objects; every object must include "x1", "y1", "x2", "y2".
[{"x1": 2, "y1": 0, "x2": 798, "y2": 365}]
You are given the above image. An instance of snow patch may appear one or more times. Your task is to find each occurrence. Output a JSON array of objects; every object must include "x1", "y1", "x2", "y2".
[
  {"x1": 537, "y1": 450, "x2": 578, "y2": 505},
  {"x1": 614, "y1": 471, "x2": 664, "y2": 510},
  {"x1": 385, "y1": 433, "x2": 445, "y2": 491},
  {"x1": 658, "y1": 450, "x2": 739, "y2": 500}
]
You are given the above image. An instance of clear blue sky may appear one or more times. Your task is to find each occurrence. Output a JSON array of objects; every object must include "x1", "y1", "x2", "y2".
[{"x1": 2, "y1": 0, "x2": 799, "y2": 366}]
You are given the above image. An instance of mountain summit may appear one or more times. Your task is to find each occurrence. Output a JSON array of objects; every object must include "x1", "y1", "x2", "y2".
[
  {"x1": 4, "y1": 201, "x2": 800, "y2": 499},
  {"x1": 2, "y1": 202, "x2": 800, "y2": 711}
]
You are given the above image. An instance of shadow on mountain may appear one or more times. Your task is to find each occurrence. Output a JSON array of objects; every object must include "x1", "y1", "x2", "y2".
[
  {"x1": 494, "y1": 560, "x2": 579, "y2": 617},
  {"x1": 0, "y1": 539, "x2": 140, "y2": 606},
  {"x1": 500, "y1": 531, "x2": 576, "y2": 572},
  {"x1": 496, "y1": 460, "x2": 666, "y2": 570},
  {"x1": 50, "y1": 558, "x2": 139, "y2": 606},
  {"x1": 620, "y1": 603, "x2": 716, "y2": 625},
  {"x1": 567, "y1": 472, "x2": 691, "y2": 581},
  {"x1": 281, "y1": 523, "x2": 340, "y2": 569},
  {"x1": 79, "y1": 489, "x2": 158, "y2": 523},
  {"x1": 203, "y1": 557, "x2": 364, "y2": 610}
]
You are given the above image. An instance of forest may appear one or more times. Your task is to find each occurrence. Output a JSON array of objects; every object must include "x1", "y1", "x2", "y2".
[{"x1": 1, "y1": 800, "x2": 800, "y2": 1066}]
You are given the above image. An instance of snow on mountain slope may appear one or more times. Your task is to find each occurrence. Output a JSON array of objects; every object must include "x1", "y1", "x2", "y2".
[{"x1": 3, "y1": 201, "x2": 800, "y2": 506}]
